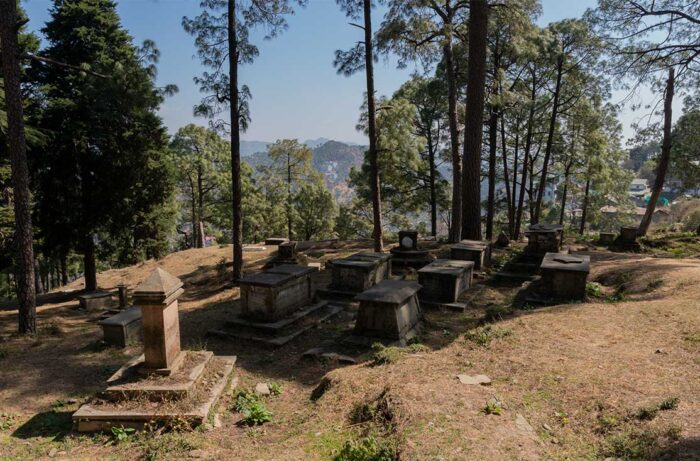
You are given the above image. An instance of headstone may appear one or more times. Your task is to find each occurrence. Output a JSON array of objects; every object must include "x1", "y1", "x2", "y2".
[
  {"x1": 611, "y1": 226, "x2": 641, "y2": 251},
  {"x1": 450, "y1": 239, "x2": 492, "y2": 270},
  {"x1": 524, "y1": 224, "x2": 563, "y2": 256},
  {"x1": 77, "y1": 291, "x2": 114, "y2": 311},
  {"x1": 132, "y1": 268, "x2": 185, "y2": 375},
  {"x1": 417, "y1": 259, "x2": 474, "y2": 306},
  {"x1": 390, "y1": 230, "x2": 433, "y2": 271},
  {"x1": 98, "y1": 306, "x2": 142, "y2": 348},
  {"x1": 326, "y1": 252, "x2": 391, "y2": 294},
  {"x1": 539, "y1": 252, "x2": 590, "y2": 300},
  {"x1": 353, "y1": 280, "x2": 422, "y2": 341},
  {"x1": 117, "y1": 284, "x2": 128, "y2": 309},
  {"x1": 278, "y1": 241, "x2": 297, "y2": 260},
  {"x1": 398, "y1": 230, "x2": 418, "y2": 251}
]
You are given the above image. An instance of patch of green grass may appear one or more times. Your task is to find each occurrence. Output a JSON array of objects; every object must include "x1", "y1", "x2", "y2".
[
  {"x1": 597, "y1": 414, "x2": 620, "y2": 433},
  {"x1": 109, "y1": 426, "x2": 135, "y2": 444},
  {"x1": 0, "y1": 413, "x2": 18, "y2": 431},
  {"x1": 483, "y1": 304, "x2": 513, "y2": 322},
  {"x1": 633, "y1": 397, "x2": 679, "y2": 421},
  {"x1": 231, "y1": 389, "x2": 272, "y2": 426},
  {"x1": 602, "y1": 425, "x2": 682, "y2": 460},
  {"x1": 269, "y1": 382, "x2": 283, "y2": 396},
  {"x1": 586, "y1": 282, "x2": 603, "y2": 298},
  {"x1": 482, "y1": 400, "x2": 503, "y2": 416},
  {"x1": 333, "y1": 435, "x2": 398, "y2": 461},
  {"x1": 370, "y1": 343, "x2": 429, "y2": 365},
  {"x1": 684, "y1": 332, "x2": 700, "y2": 345},
  {"x1": 464, "y1": 325, "x2": 512, "y2": 347}
]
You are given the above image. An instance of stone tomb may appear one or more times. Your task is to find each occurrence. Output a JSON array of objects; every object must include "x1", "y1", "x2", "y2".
[
  {"x1": 213, "y1": 264, "x2": 341, "y2": 347},
  {"x1": 353, "y1": 280, "x2": 422, "y2": 343},
  {"x1": 612, "y1": 226, "x2": 641, "y2": 251},
  {"x1": 98, "y1": 306, "x2": 142, "y2": 348},
  {"x1": 598, "y1": 232, "x2": 615, "y2": 245},
  {"x1": 265, "y1": 237, "x2": 288, "y2": 245},
  {"x1": 77, "y1": 290, "x2": 114, "y2": 311},
  {"x1": 524, "y1": 223, "x2": 564, "y2": 256},
  {"x1": 266, "y1": 241, "x2": 299, "y2": 268},
  {"x1": 450, "y1": 239, "x2": 492, "y2": 271},
  {"x1": 318, "y1": 252, "x2": 391, "y2": 299},
  {"x1": 117, "y1": 284, "x2": 129, "y2": 309},
  {"x1": 73, "y1": 268, "x2": 236, "y2": 432},
  {"x1": 538, "y1": 252, "x2": 590, "y2": 300},
  {"x1": 390, "y1": 230, "x2": 433, "y2": 271},
  {"x1": 417, "y1": 259, "x2": 474, "y2": 310}
]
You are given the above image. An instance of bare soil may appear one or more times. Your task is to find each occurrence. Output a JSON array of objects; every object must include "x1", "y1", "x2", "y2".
[{"x1": 0, "y1": 241, "x2": 698, "y2": 460}]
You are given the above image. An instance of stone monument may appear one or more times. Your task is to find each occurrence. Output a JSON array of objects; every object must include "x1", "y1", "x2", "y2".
[
  {"x1": 389, "y1": 230, "x2": 433, "y2": 271},
  {"x1": 72, "y1": 268, "x2": 236, "y2": 432},
  {"x1": 317, "y1": 252, "x2": 391, "y2": 300},
  {"x1": 450, "y1": 239, "x2": 492, "y2": 271},
  {"x1": 598, "y1": 232, "x2": 615, "y2": 246},
  {"x1": 77, "y1": 290, "x2": 114, "y2": 311},
  {"x1": 612, "y1": 226, "x2": 641, "y2": 251},
  {"x1": 353, "y1": 280, "x2": 422, "y2": 344},
  {"x1": 524, "y1": 223, "x2": 564, "y2": 256},
  {"x1": 417, "y1": 259, "x2": 474, "y2": 310},
  {"x1": 538, "y1": 252, "x2": 590, "y2": 300}
]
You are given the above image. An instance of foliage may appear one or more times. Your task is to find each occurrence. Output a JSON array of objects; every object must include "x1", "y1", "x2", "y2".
[
  {"x1": 370, "y1": 342, "x2": 429, "y2": 365},
  {"x1": 333, "y1": 435, "x2": 398, "y2": 461},
  {"x1": 110, "y1": 425, "x2": 135, "y2": 444},
  {"x1": 464, "y1": 325, "x2": 512, "y2": 347},
  {"x1": 292, "y1": 180, "x2": 337, "y2": 241},
  {"x1": 482, "y1": 400, "x2": 503, "y2": 416},
  {"x1": 232, "y1": 389, "x2": 272, "y2": 426}
]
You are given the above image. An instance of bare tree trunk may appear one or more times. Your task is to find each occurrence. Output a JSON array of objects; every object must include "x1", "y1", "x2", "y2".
[
  {"x1": 533, "y1": 56, "x2": 563, "y2": 224},
  {"x1": 363, "y1": 0, "x2": 384, "y2": 252},
  {"x1": 579, "y1": 175, "x2": 591, "y2": 235},
  {"x1": 486, "y1": 107, "x2": 498, "y2": 240},
  {"x1": 501, "y1": 113, "x2": 515, "y2": 237},
  {"x1": 1, "y1": 1, "x2": 37, "y2": 334},
  {"x1": 83, "y1": 235, "x2": 97, "y2": 291},
  {"x1": 427, "y1": 132, "x2": 438, "y2": 237},
  {"x1": 559, "y1": 164, "x2": 571, "y2": 226},
  {"x1": 639, "y1": 67, "x2": 675, "y2": 236},
  {"x1": 196, "y1": 168, "x2": 205, "y2": 248},
  {"x1": 60, "y1": 252, "x2": 68, "y2": 286},
  {"x1": 34, "y1": 259, "x2": 44, "y2": 295},
  {"x1": 461, "y1": 0, "x2": 488, "y2": 241},
  {"x1": 287, "y1": 154, "x2": 293, "y2": 239},
  {"x1": 444, "y1": 16, "x2": 462, "y2": 243},
  {"x1": 228, "y1": 0, "x2": 243, "y2": 280}
]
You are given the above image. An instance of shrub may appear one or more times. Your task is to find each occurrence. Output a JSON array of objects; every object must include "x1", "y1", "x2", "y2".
[
  {"x1": 110, "y1": 425, "x2": 135, "y2": 444},
  {"x1": 333, "y1": 436, "x2": 398, "y2": 461},
  {"x1": 464, "y1": 325, "x2": 512, "y2": 347},
  {"x1": 371, "y1": 343, "x2": 429, "y2": 365},
  {"x1": 232, "y1": 389, "x2": 273, "y2": 426}
]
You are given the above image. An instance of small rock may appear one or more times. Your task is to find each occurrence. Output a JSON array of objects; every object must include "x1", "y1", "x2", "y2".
[
  {"x1": 188, "y1": 449, "x2": 206, "y2": 458},
  {"x1": 456, "y1": 374, "x2": 491, "y2": 385},
  {"x1": 550, "y1": 438, "x2": 559, "y2": 444},
  {"x1": 48, "y1": 448, "x2": 58, "y2": 458},
  {"x1": 213, "y1": 414, "x2": 222, "y2": 428},
  {"x1": 255, "y1": 382, "x2": 271, "y2": 396},
  {"x1": 320, "y1": 352, "x2": 357, "y2": 364},
  {"x1": 302, "y1": 347, "x2": 324, "y2": 359},
  {"x1": 655, "y1": 348, "x2": 666, "y2": 354},
  {"x1": 542, "y1": 423, "x2": 552, "y2": 432},
  {"x1": 66, "y1": 398, "x2": 78, "y2": 404},
  {"x1": 515, "y1": 413, "x2": 535, "y2": 436}
]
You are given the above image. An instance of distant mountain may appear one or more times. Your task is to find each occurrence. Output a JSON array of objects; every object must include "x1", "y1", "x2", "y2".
[
  {"x1": 243, "y1": 140, "x2": 366, "y2": 203},
  {"x1": 240, "y1": 140, "x2": 270, "y2": 157},
  {"x1": 303, "y1": 137, "x2": 332, "y2": 149}
]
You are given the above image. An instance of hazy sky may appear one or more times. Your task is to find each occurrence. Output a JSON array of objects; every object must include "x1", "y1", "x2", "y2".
[{"x1": 23, "y1": 0, "x2": 669, "y2": 144}]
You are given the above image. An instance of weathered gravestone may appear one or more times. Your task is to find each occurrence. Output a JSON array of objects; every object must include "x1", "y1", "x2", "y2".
[
  {"x1": 450, "y1": 239, "x2": 492, "y2": 271},
  {"x1": 239, "y1": 265, "x2": 315, "y2": 322},
  {"x1": 265, "y1": 237, "x2": 288, "y2": 246},
  {"x1": 538, "y1": 253, "x2": 590, "y2": 301},
  {"x1": 318, "y1": 252, "x2": 391, "y2": 299},
  {"x1": 117, "y1": 284, "x2": 129, "y2": 309},
  {"x1": 390, "y1": 230, "x2": 433, "y2": 271},
  {"x1": 72, "y1": 269, "x2": 236, "y2": 432},
  {"x1": 77, "y1": 290, "x2": 114, "y2": 311},
  {"x1": 524, "y1": 224, "x2": 563, "y2": 257},
  {"x1": 417, "y1": 259, "x2": 474, "y2": 310},
  {"x1": 496, "y1": 231, "x2": 510, "y2": 248},
  {"x1": 353, "y1": 280, "x2": 422, "y2": 343},
  {"x1": 598, "y1": 232, "x2": 615, "y2": 246},
  {"x1": 98, "y1": 306, "x2": 142, "y2": 348},
  {"x1": 612, "y1": 226, "x2": 641, "y2": 251}
]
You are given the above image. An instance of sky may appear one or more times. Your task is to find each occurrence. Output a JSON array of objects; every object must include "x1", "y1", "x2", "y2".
[{"x1": 22, "y1": 0, "x2": 665, "y2": 145}]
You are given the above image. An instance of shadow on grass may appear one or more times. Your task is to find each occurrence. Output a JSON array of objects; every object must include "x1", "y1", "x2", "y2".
[{"x1": 12, "y1": 411, "x2": 72, "y2": 440}]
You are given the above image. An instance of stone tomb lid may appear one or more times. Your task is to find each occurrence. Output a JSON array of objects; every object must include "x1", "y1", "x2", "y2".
[
  {"x1": 266, "y1": 264, "x2": 317, "y2": 279},
  {"x1": 133, "y1": 268, "x2": 184, "y2": 304},
  {"x1": 347, "y1": 252, "x2": 392, "y2": 262},
  {"x1": 332, "y1": 258, "x2": 377, "y2": 270},
  {"x1": 452, "y1": 240, "x2": 488, "y2": 250},
  {"x1": 540, "y1": 252, "x2": 590, "y2": 273},
  {"x1": 238, "y1": 271, "x2": 295, "y2": 287},
  {"x1": 77, "y1": 290, "x2": 112, "y2": 299},
  {"x1": 418, "y1": 259, "x2": 474, "y2": 276},
  {"x1": 354, "y1": 280, "x2": 421, "y2": 304},
  {"x1": 526, "y1": 223, "x2": 564, "y2": 233},
  {"x1": 98, "y1": 306, "x2": 141, "y2": 326}
]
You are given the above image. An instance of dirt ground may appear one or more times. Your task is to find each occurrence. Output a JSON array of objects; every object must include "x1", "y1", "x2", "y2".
[{"x1": 0, "y1": 241, "x2": 698, "y2": 460}]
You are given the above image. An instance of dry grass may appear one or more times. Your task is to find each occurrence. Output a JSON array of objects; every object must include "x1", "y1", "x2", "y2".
[{"x1": 0, "y1": 245, "x2": 698, "y2": 460}]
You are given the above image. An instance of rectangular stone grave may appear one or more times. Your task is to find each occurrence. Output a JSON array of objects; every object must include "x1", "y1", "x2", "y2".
[
  {"x1": 278, "y1": 241, "x2": 297, "y2": 260},
  {"x1": 539, "y1": 252, "x2": 590, "y2": 300},
  {"x1": 77, "y1": 291, "x2": 114, "y2": 311},
  {"x1": 598, "y1": 232, "x2": 615, "y2": 245},
  {"x1": 239, "y1": 270, "x2": 313, "y2": 322},
  {"x1": 98, "y1": 306, "x2": 142, "y2": 348},
  {"x1": 353, "y1": 280, "x2": 422, "y2": 342},
  {"x1": 450, "y1": 240, "x2": 492, "y2": 270},
  {"x1": 524, "y1": 224, "x2": 563, "y2": 256},
  {"x1": 265, "y1": 237, "x2": 288, "y2": 245},
  {"x1": 417, "y1": 259, "x2": 474, "y2": 310},
  {"x1": 346, "y1": 252, "x2": 392, "y2": 284}
]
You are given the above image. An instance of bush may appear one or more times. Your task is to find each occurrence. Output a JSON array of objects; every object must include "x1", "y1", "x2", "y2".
[
  {"x1": 232, "y1": 389, "x2": 273, "y2": 426},
  {"x1": 333, "y1": 436, "x2": 398, "y2": 461}
]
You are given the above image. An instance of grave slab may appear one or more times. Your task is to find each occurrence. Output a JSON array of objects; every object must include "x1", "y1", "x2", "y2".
[
  {"x1": 598, "y1": 232, "x2": 615, "y2": 245},
  {"x1": 239, "y1": 268, "x2": 314, "y2": 322},
  {"x1": 524, "y1": 224, "x2": 564, "y2": 256},
  {"x1": 265, "y1": 237, "x2": 288, "y2": 245}
]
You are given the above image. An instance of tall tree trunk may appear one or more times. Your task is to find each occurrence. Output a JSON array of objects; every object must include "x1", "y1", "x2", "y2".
[
  {"x1": 196, "y1": 168, "x2": 205, "y2": 248},
  {"x1": 190, "y1": 181, "x2": 197, "y2": 248},
  {"x1": 34, "y1": 259, "x2": 44, "y2": 295},
  {"x1": 83, "y1": 235, "x2": 97, "y2": 291},
  {"x1": 287, "y1": 154, "x2": 293, "y2": 239},
  {"x1": 461, "y1": 0, "x2": 488, "y2": 241},
  {"x1": 60, "y1": 252, "x2": 68, "y2": 286},
  {"x1": 559, "y1": 164, "x2": 571, "y2": 226},
  {"x1": 639, "y1": 67, "x2": 675, "y2": 236},
  {"x1": 579, "y1": 174, "x2": 591, "y2": 235},
  {"x1": 363, "y1": 0, "x2": 384, "y2": 252},
  {"x1": 486, "y1": 107, "x2": 498, "y2": 240},
  {"x1": 228, "y1": 0, "x2": 243, "y2": 280},
  {"x1": 444, "y1": 16, "x2": 462, "y2": 243},
  {"x1": 427, "y1": 131, "x2": 438, "y2": 237},
  {"x1": 533, "y1": 56, "x2": 563, "y2": 224},
  {"x1": 1, "y1": 1, "x2": 37, "y2": 333},
  {"x1": 501, "y1": 114, "x2": 514, "y2": 237}
]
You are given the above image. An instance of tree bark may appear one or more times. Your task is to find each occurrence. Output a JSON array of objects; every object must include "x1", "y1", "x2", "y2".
[
  {"x1": 533, "y1": 55, "x2": 563, "y2": 224},
  {"x1": 444, "y1": 14, "x2": 462, "y2": 243},
  {"x1": 196, "y1": 167, "x2": 205, "y2": 248},
  {"x1": 34, "y1": 259, "x2": 44, "y2": 295},
  {"x1": 0, "y1": 1, "x2": 37, "y2": 334},
  {"x1": 363, "y1": 0, "x2": 384, "y2": 252},
  {"x1": 60, "y1": 252, "x2": 68, "y2": 286},
  {"x1": 427, "y1": 130, "x2": 438, "y2": 237},
  {"x1": 228, "y1": 0, "x2": 243, "y2": 279},
  {"x1": 486, "y1": 106, "x2": 498, "y2": 239},
  {"x1": 461, "y1": 0, "x2": 488, "y2": 241},
  {"x1": 579, "y1": 175, "x2": 591, "y2": 235},
  {"x1": 287, "y1": 153, "x2": 293, "y2": 239},
  {"x1": 559, "y1": 163, "x2": 571, "y2": 226},
  {"x1": 638, "y1": 67, "x2": 675, "y2": 236},
  {"x1": 83, "y1": 235, "x2": 97, "y2": 291}
]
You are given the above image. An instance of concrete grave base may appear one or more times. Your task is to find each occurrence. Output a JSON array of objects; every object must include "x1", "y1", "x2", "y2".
[
  {"x1": 72, "y1": 355, "x2": 236, "y2": 432},
  {"x1": 353, "y1": 280, "x2": 422, "y2": 341},
  {"x1": 77, "y1": 291, "x2": 115, "y2": 311}
]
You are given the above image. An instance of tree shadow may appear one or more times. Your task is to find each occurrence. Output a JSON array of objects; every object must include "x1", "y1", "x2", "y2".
[
  {"x1": 655, "y1": 436, "x2": 700, "y2": 461},
  {"x1": 12, "y1": 410, "x2": 73, "y2": 441}
]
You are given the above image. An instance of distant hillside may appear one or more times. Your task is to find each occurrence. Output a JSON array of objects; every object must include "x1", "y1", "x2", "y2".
[
  {"x1": 240, "y1": 140, "x2": 270, "y2": 157},
  {"x1": 243, "y1": 140, "x2": 366, "y2": 203}
]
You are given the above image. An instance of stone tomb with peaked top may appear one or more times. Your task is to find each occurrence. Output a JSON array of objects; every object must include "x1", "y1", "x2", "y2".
[
  {"x1": 417, "y1": 259, "x2": 474, "y2": 310},
  {"x1": 352, "y1": 279, "x2": 422, "y2": 344},
  {"x1": 72, "y1": 268, "x2": 236, "y2": 432},
  {"x1": 211, "y1": 264, "x2": 341, "y2": 347},
  {"x1": 389, "y1": 230, "x2": 433, "y2": 271},
  {"x1": 450, "y1": 239, "x2": 492, "y2": 271}
]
